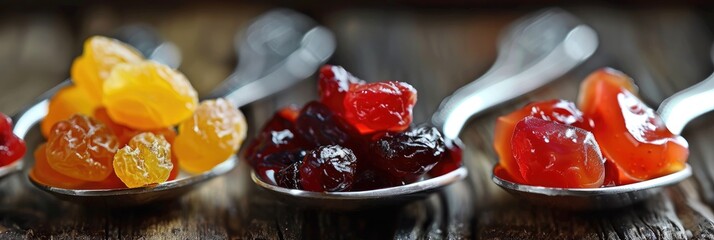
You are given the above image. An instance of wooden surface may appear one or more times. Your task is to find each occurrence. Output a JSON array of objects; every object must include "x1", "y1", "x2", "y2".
[{"x1": 2, "y1": 3, "x2": 714, "y2": 239}]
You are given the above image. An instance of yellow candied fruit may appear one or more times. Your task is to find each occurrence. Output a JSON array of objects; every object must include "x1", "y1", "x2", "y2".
[
  {"x1": 102, "y1": 60, "x2": 198, "y2": 130},
  {"x1": 113, "y1": 132, "x2": 173, "y2": 188},
  {"x1": 174, "y1": 98, "x2": 247, "y2": 173},
  {"x1": 71, "y1": 36, "x2": 143, "y2": 102},
  {"x1": 41, "y1": 85, "x2": 99, "y2": 137}
]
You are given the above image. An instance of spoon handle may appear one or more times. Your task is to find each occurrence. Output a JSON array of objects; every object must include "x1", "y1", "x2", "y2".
[
  {"x1": 658, "y1": 71, "x2": 714, "y2": 135},
  {"x1": 431, "y1": 9, "x2": 598, "y2": 140}
]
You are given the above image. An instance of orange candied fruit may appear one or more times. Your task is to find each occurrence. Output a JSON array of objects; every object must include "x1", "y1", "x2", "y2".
[
  {"x1": 578, "y1": 68, "x2": 689, "y2": 183},
  {"x1": 46, "y1": 114, "x2": 119, "y2": 181},
  {"x1": 41, "y1": 85, "x2": 100, "y2": 137},
  {"x1": 113, "y1": 132, "x2": 173, "y2": 188},
  {"x1": 102, "y1": 60, "x2": 198, "y2": 130},
  {"x1": 93, "y1": 107, "x2": 177, "y2": 146},
  {"x1": 30, "y1": 143, "x2": 86, "y2": 189},
  {"x1": 71, "y1": 36, "x2": 143, "y2": 102},
  {"x1": 174, "y1": 98, "x2": 247, "y2": 174}
]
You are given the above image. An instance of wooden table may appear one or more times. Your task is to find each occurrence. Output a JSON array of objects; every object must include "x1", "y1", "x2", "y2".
[{"x1": 2, "y1": 3, "x2": 714, "y2": 239}]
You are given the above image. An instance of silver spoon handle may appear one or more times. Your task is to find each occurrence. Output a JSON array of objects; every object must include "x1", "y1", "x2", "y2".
[
  {"x1": 432, "y1": 25, "x2": 598, "y2": 140},
  {"x1": 221, "y1": 26, "x2": 335, "y2": 107},
  {"x1": 657, "y1": 72, "x2": 714, "y2": 135}
]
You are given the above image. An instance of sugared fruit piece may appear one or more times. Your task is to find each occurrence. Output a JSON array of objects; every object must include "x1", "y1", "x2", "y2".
[
  {"x1": 41, "y1": 85, "x2": 99, "y2": 137},
  {"x1": 295, "y1": 101, "x2": 360, "y2": 148},
  {"x1": 0, "y1": 113, "x2": 26, "y2": 166},
  {"x1": 300, "y1": 145, "x2": 357, "y2": 192},
  {"x1": 318, "y1": 65, "x2": 364, "y2": 114},
  {"x1": 244, "y1": 106, "x2": 304, "y2": 167},
  {"x1": 30, "y1": 144, "x2": 85, "y2": 189},
  {"x1": 93, "y1": 107, "x2": 176, "y2": 146},
  {"x1": 511, "y1": 117, "x2": 605, "y2": 188},
  {"x1": 344, "y1": 81, "x2": 417, "y2": 133},
  {"x1": 372, "y1": 126, "x2": 447, "y2": 177},
  {"x1": 113, "y1": 132, "x2": 173, "y2": 188},
  {"x1": 174, "y1": 98, "x2": 247, "y2": 173},
  {"x1": 46, "y1": 114, "x2": 118, "y2": 181},
  {"x1": 102, "y1": 60, "x2": 198, "y2": 130},
  {"x1": 71, "y1": 36, "x2": 143, "y2": 102}
]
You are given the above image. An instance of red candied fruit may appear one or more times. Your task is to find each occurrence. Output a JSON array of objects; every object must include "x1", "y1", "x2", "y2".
[
  {"x1": 300, "y1": 145, "x2": 357, "y2": 192},
  {"x1": 318, "y1": 65, "x2": 364, "y2": 114},
  {"x1": 256, "y1": 149, "x2": 306, "y2": 184},
  {"x1": 511, "y1": 117, "x2": 605, "y2": 188},
  {"x1": 493, "y1": 99, "x2": 588, "y2": 183},
  {"x1": 579, "y1": 68, "x2": 689, "y2": 183},
  {"x1": 372, "y1": 126, "x2": 447, "y2": 178},
  {"x1": 344, "y1": 81, "x2": 417, "y2": 134},
  {"x1": 0, "y1": 113, "x2": 26, "y2": 166},
  {"x1": 295, "y1": 101, "x2": 362, "y2": 148},
  {"x1": 276, "y1": 162, "x2": 302, "y2": 189},
  {"x1": 428, "y1": 140, "x2": 463, "y2": 177},
  {"x1": 244, "y1": 105, "x2": 305, "y2": 167}
]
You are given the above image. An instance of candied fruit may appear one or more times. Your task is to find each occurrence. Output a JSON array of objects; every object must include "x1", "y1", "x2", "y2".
[
  {"x1": 300, "y1": 145, "x2": 357, "y2": 192},
  {"x1": 71, "y1": 36, "x2": 143, "y2": 102},
  {"x1": 245, "y1": 106, "x2": 305, "y2": 167},
  {"x1": 372, "y1": 126, "x2": 447, "y2": 177},
  {"x1": 41, "y1": 85, "x2": 99, "y2": 137},
  {"x1": 344, "y1": 81, "x2": 417, "y2": 133},
  {"x1": 46, "y1": 114, "x2": 118, "y2": 181},
  {"x1": 93, "y1": 107, "x2": 176, "y2": 146},
  {"x1": 0, "y1": 113, "x2": 26, "y2": 166},
  {"x1": 295, "y1": 101, "x2": 361, "y2": 148},
  {"x1": 511, "y1": 117, "x2": 605, "y2": 188},
  {"x1": 493, "y1": 99, "x2": 587, "y2": 183},
  {"x1": 579, "y1": 69, "x2": 688, "y2": 183},
  {"x1": 318, "y1": 65, "x2": 364, "y2": 114},
  {"x1": 174, "y1": 98, "x2": 247, "y2": 174},
  {"x1": 113, "y1": 132, "x2": 173, "y2": 188},
  {"x1": 30, "y1": 144, "x2": 85, "y2": 189},
  {"x1": 256, "y1": 149, "x2": 306, "y2": 184},
  {"x1": 428, "y1": 140, "x2": 463, "y2": 177},
  {"x1": 277, "y1": 162, "x2": 302, "y2": 189},
  {"x1": 102, "y1": 60, "x2": 198, "y2": 130},
  {"x1": 78, "y1": 172, "x2": 127, "y2": 189}
]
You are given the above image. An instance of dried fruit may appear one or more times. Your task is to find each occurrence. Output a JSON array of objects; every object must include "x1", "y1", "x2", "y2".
[
  {"x1": 245, "y1": 106, "x2": 304, "y2": 167},
  {"x1": 78, "y1": 172, "x2": 126, "y2": 189},
  {"x1": 102, "y1": 60, "x2": 198, "y2": 130},
  {"x1": 46, "y1": 115, "x2": 118, "y2": 181},
  {"x1": 174, "y1": 99, "x2": 247, "y2": 174},
  {"x1": 579, "y1": 69, "x2": 688, "y2": 183},
  {"x1": 318, "y1": 65, "x2": 364, "y2": 114},
  {"x1": 493, "y1": 99, "x2": 587, "y2": 183},
  {"x1": 71, "y1": 36, "x2": 143, "y2": 102},
  {"x1": 428, "y1": 140, "x2": 463, "y2": 177},
  {"x1": 276, "y1": 162, "x2": 302, "y2": 189},
  {"x1": 344, "y1": 81, "x2": 417, "y2": 133},
  {"x1": 93, "y1": 107, "x2": 176, "y2": 146},
  {"x1": 30, "y1": 144, "x2": 85, "y2": 189},
  {"x1": 300, "y1": 145, "x2": 357, "y2": 192},
  {"x1": 372, "y1": 126, "x2": 447, "y2": 177},
  {"x1": 511, "y1": 117, "x2": 605, "y2": 188},
  {"x1": 0, "y1": 113, "x2": 26, "y2": 166},
  {"x1": 295, "y1": 101, "x2": 360, "y2": 148},
  {"x1": 113, "y1": 132, "x2": 173, "y2": 188},
  {"x1": 41, "y1": 85, "x2": 99, "y2": 137},
  {"x1": 255, "y1": 149, "x2": 306, "y2": 184}
]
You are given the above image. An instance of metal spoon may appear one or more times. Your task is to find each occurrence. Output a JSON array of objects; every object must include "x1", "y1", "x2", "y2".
[
  {"x1": 491, "y1": 47, "x2": 714, "y2": 212},
  {"x1": 21, "y1": 10, "x2": 335, "y2": 206},
  {"x1": 251, "y1": 8, "x2": 598, "y2": 210}
]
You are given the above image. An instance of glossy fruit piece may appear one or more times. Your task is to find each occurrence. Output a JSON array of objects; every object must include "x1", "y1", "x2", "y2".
[
  {"x1": 578, "y1": 68, "x2": 638, "y2": 117},
  {"x1": 344, "y1": 81, "x2": 417, "y2": 134},
  {"x1": 102, "y1": 60, "x2": 198, "y2": 130},
  {"x1": 78, "y1": 172, "x2": 127, "y2": 189},
  {"x1": 71, "y1": 36, "x2": 144, "y2": 102},
  {"x1": 579, "y1": 69, "x2": 689, "y2": 182},
  {"x1": 352, "y1": 168, "x2": 403, "y2": 190},
  {"x1": 0, "y1": 113, "x2": 26, "y2": 166},
  {"x1": 174, "y1": 99, "x2": 247, "y2": 174},
  {"x1": 41, "y1": 85, "x2": 99, "y2": 137},
  {"x1": 300, "y1": 145, "x2": 357, "y2": 192},
  {"x1": 428, "y1": 140, "x2": 463, "y2": 177},
  {"x1": 493, "y1": 99, "x2": 588, "y2": 184},
  {"x1": 295, "y1": 101, "x2": 361, "y2": 148},
  {"x1": 256, "y1": 149, "x2": 306, "y2": 184},
  {"x1": 276, "y1": 162, "x2": 302, "y2": 189},
  {"x1": 93, "y1": 107, "x2": 176, "y2": 146},
  {"x1": 372, "y1": 126, "x2": 447, "y2": 177},
  {"x1": 493, "y1": 164, "x2": 519, "y2": 183},
  {"x1": 318, "y1": 65, "x2": 364, "y2": 114},
  {"x1": 511, "y1": 117, "x2": 605, "y2": 188},
  {"x1": 113, "y1": 132, "x2": 173, "y2": 188},
  {"x1": 46, "y1": 115, "x2": 118, "y2": 181},
  {"x1": 30, "y1": 144, "x2": 85, "y2": 189},
  {"x1": 244, "y1": 106, "x2": 304, "y2": 167}
]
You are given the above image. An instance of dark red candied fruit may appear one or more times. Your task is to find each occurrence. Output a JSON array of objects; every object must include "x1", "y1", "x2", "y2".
[
  {"x1": 295, "y1": 101, "x2": 362, "y2": 148},
  {"x1": 244, "y1": 106, "x2": 306, "y2": 167},
  {"x1": 352, "y1": 168, "x2": 405, "y2": 190},
  {"x1": 318, "y1": 65, "x2": 365, "y2": 114},
  {"x1": 372, "y1": 126, "x2": 447, "y2": 178},
  {"x1": 344, "y1": 81, "x2": 417, "y2": 134},
  {"x1": 428, "y1": 139, "x2": 463, "y2": 177},
  {"x1": 277, "y1": 162, "x2": 302, "y2": 189},
  {"x1": 511, "y1": 117, "x2": 605, "y2": 188},
  {"x1": 0, "y1": 113, "x2": 26, "y2": 166},
  {"x1": 256, "y1": 149, "x2": 306, "y2": 184},
  {"x1": 300, "y1": 145, "x2": 357, "y2": 192}
]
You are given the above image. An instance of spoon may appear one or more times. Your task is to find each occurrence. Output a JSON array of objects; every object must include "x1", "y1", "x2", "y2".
[
  {"x1": 492, "y1": 46, "x2": 714, "y2": 211},
  {"x1": 251, "y1": 8, "x2": 598, "y2": 210},
  {"x1": 22, "y1": 10, "x2": 335, "y2": 207}
]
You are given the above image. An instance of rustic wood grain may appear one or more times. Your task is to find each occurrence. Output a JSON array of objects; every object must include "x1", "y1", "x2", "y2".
[{"x1": 2, "y1": 3, "x2": 714, "y2": 239}]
